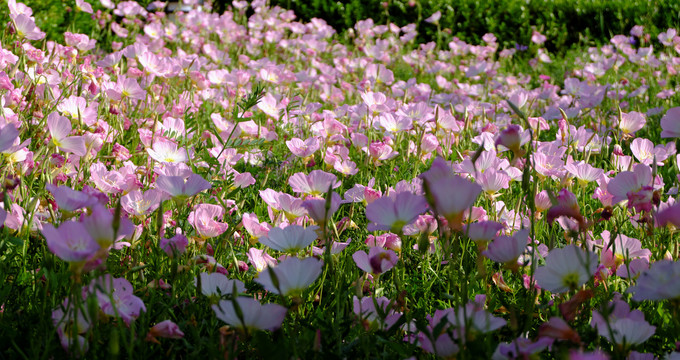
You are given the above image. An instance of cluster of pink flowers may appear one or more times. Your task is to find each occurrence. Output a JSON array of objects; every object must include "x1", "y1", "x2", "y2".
[{"x1": 2, "y1": 0, "x2": 680, "y2": 357}]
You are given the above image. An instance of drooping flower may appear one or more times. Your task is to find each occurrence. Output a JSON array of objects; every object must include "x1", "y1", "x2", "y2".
[
  {"x1": 146, "y1": 320, "x2": 184, "y2": 344},
  {"x1": 421, "y1": 157, "x2": 482, "y2": 229},
  {"x1": 255, "y1": 256, "x2": 322, "y2": 297},
  {"x1": 212, "y1": 297, "x2": 287, "y2": 332},
  {"x1": 534, "y1": 245, "x2": 599, "y2": 293}
]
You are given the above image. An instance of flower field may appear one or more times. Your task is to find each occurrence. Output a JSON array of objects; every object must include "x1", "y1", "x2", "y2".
[{"x1": 2, "y1": 0, "x2": 680, "y2": 358}]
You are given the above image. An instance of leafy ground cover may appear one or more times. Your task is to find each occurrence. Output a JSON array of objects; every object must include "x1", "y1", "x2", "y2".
[{"x1": 1, "y1": 0, "x2": 680, "y2": 359}]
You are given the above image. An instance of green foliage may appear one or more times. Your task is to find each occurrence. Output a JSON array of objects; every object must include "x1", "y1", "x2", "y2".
[{"x1": 266, "y1": 0, "x2": 680, "y2": 52}]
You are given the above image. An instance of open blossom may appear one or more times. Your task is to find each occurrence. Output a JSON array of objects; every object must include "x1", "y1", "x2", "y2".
[
  {"x1": 89, "y1": 275, "x2": 146, "y2": 325},
  {"x1": 353, "y1": 296, "x2": 402, "y2": 330},
  {"x1": 195, "y1": 272, "x2": 245, "y2": 297},
  {"x1": 607, "y1": 164, "x2": 655, "y2": 212},
  {"x1": 627, "y1": 260, "x2": 680, "y2": 301},
  {"x1": 286, "y1": 137, "x2": 319, "y2": 158},
  {"x1": 255, "y1": 256, "x2": 322, "y2": 297},
  {"x1": 352, "y1": 247, "x2": 398, "y2": 275},
  {"x1": 534, "y1": 245, "x2": 599, "y2": 293},
  {"x1": 156, "y1": 172, "x2": 211, "y2": 202},
  {"x1": 483, "y1": 229, "x2": 529, "y2": 269},
  {"x1": 660, "y1": 107, "x2": 680, "y2": 138},
  {"x1": 147, "y1": 140, "x2": 188, "y2": 163},
  {"x1": 188, "y1": 203, "x2": 230, "y2": 239},
  {"x1": 47, "y1": 112, "x2": 87, "y2": 156},
  {"x1": 212, "y1": 297, "x2": 287, "y2": 332},
  {"x1": 41, "y1": 221, "x2": 100, "y2": 263},
  {"x1": 365, "y1": 191, "x2": 428, "y2": 233},
  {"x1": 619, "y1": 111, "x2": 646, "y2": 135},
  {"x1": 13, "y1": 14, "x2": 45, "y2": 40},
  {"x1": 259, "y1": 225, "x2": 318, "y2": 252},
  {"x1": 288, "y1": 170, "x2": 340, "y2": 196},
  {"x1": 591, "y1": 300, "x2": 655, "y2": 346},
  {"x1": 160, "y1": 233, "x2": 189, "y2": 257}
]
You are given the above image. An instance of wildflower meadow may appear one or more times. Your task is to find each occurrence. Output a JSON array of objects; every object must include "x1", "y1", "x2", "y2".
[{"x1": 2, "y1": 0, "x2": 680, "y2": 358}]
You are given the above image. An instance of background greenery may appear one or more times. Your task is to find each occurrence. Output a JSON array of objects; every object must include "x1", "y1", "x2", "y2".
[{"x1": 6, "y1": 0, "x2": 680, "y2": 54}]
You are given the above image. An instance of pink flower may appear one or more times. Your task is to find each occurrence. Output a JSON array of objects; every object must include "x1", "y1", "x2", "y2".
[
  {"x1": 46, "y1": 184, "x2": 99, "y2": 212},
  {"x1": 121, "y1": 189, "x2": 163, "y2": 217},
  {"x1": 13, "y1": 14, "x2": 45, "y2": 40},
  {"x1": 0, "y1": 123, "x2": 19, "y2": 153},
  {"x1": 591, "y1": 300, "x2": 655, "y2": 346},
  {"x1": 288, "y1": 170, "x2": 340, "y2": 196},
  {"x1": 75, "y1": 0, "x2": 93, "y2": 13},
  {"x1": 213, "y1": 297, "x2": 287, "y2": 332},
  {"x1": 627, "y1": 260, "x2": 680, "y2": 301},
  {"x1": 599, "y1": 230, "x2": 651, "y2": 278},
  {"x1": 493, "y1": 337, "x2": 553, "y2": 359},
  {"x1": 607, "y1": 164, "x2": 654, "y2": 211},
  {"x1": 618, "y1": 111, "x2": 646, "y2": 135},
  {"x1": 256, "y1": 257, "x2": 322, "y2": 297},
  {"x1": 464, "y1": 221, "x2": 504, "y2": 246},
  {"x1": 81, "y1": 204, "x2": 134, "y2": 249},
  {"x1": 564, "y1": 161, "x2": 604, "y2": 185},
  {"x1": 365, "y1": 191, "x2": 428, "y2": 233},
  {"x1": 286, "y1": 137, "x2": 319, "y2": 158},
  {"x1": 187, "y1": 203, "x2": 229, "y2": 239},
  {"x1": 47, "y1": 112, "x2": 87, "y2": 156},
  {"x1": 160, "y1": 233, "x2": 188, "y2": 257},
  {"x1": 302, "y1": 192, "x2": 342, "y2": 226},
  {"x1": 421, "y1": 157, "x2": 482, "y2": 229},
  {"x1": 352, "y1": 247, "x2": 398, "y2": 275},
  {"x1": 241, "y1": 213, "x2": 271, "y2": 242},
  {"x1": 482, "y1": 229, "x2": 529, "y2": 269},
  {"x1": 660, "y1": 107, "x2": 680, "y2": 138},
  {"x1": 353, "y1": 296, "x2": 402, "y2": 330},
  {"x1": 247, "y1": 247, "x2": 277, "y2": 272},
  {"x1": 531, "y1": 30, "x2": 547, "y2": 44},
  {"x1": 146, "y1": 320, "x2": 184, "y2": 343},
  {"x1": 90, "y1": 275, "x2": 146, "y2": 325},
  {"x1": 41, "y1": 221, "x2": 100, "y2": 263},
  {"x1": 534, "y1": 245, "x2": 598, "y2": 293},
  {"x1": 156, "y1": 172, "x2": 211, "y2": 202},
  {"x1": 195, "y1": 272, "x2": 245, "y2": 297},
  {"x1": 259, "y1": 225, "x2": 318, "y2": 252},
  {"x1": 495, "y1": 124, "x2": 528, "y2": 157},
  {"x1": 64, "y1": 32, "x2": 96, "y2": 51},
  {"x1": 147, "y1": 140, "x2": 188, "y2": 164}
]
